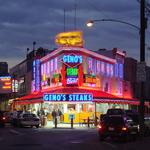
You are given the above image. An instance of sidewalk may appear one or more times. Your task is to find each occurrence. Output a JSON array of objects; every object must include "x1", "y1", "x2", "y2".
[{"x1": 42, "y1": 121, "x2": 95, "y2": 129}]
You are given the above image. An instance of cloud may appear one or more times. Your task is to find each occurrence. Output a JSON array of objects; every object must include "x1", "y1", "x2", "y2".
[{"x1": 0, "y1": 0, "x2": 149, "y2": 69}]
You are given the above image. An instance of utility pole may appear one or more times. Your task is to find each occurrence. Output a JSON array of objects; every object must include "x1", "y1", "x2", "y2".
[{"x1": 139, "y1": 0, "x2": 146, "y2": 137}]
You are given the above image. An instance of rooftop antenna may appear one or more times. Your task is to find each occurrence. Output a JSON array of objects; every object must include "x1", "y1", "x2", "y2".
[
  {"x1": 64, "y1": 9, "x2": 66, "y2": 31},
  {"x1": 74, "y1": 0, "x2": 77, "y2": 30}
]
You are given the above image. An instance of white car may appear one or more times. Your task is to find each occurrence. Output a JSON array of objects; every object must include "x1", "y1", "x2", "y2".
[{"x1": 17, "y1": 113, "x2": 40, "y2": 128}]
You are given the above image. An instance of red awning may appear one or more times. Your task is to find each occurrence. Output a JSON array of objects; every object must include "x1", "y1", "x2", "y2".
[
  {"x1": 19, "y1": 87, "x2": 119, "y2": 100},
  {"x1": 94, "y1": 99, "x2": 150, "y2": 106},
  {"x1": 16, "y1": 87, "x2": 140, "y2": 105},
  {"x1": 14, "y1": 99, "x2": 43, "y2": 105}
]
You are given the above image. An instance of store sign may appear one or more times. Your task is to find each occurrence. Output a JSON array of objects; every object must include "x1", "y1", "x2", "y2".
[
  {"x1": 32, "y1": 59, "x2": 40, "y2": 92},
  {"x1": 67, "y1": 68, "x2": 78, "y2": 76},
  {"x1": 0, "y1": 76, "x2": 12, "y2": 93},
  {"x1": 62, "y1": 54, "x2": 82, "y2": 86},
  {"x1": 43, "y1": 93, "x2": 93, "y2": 102},
  {"x1": 66, "y1": 67, "x2": 78, "y2": 85},
  {"x1": 67, "y1": 77, "x2": 78, "y2": 84},
  {"x1": 84, "y1": 74, "x2": 96, "y2": 84},
  {"x1": 55, "y1": 31, "x2": 84, "y2": 47},
  {"x1": 62, "y1": 54, "x2": 82, "y2": 68},
  {"x1": 63, "y1": 55, "x2": 82, "y2": 64}
]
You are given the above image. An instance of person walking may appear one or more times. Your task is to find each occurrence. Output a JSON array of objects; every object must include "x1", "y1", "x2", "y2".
[
  {"x1": 52, "y1": 109, "x2": 57, "y2": 124},
  {"x1": 57, "y1": 109, "x2": 62, "y2": 123},
  {"x1": 12, "y1": 109, "x2": 18, "y2": 127}
]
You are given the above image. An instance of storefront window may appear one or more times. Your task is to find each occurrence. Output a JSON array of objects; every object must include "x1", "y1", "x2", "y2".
[{"x1": 67, "y1": 104, "x2": 76, "y2": 112}]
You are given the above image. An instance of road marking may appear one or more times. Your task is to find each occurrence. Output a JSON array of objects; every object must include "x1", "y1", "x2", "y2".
[
  {"x1": 71, "y1": 141, "x2": 82, "y2": 143},
  {"x1": 103, "y1": 141, "x2": 117, "y2": 149},
  {"x1": 9, "y1": 129, "x2": 22, "y2": 135}
]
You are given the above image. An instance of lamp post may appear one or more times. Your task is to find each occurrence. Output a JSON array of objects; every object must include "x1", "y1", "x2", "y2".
[
  {"x1": 87, "y1": 19, "x2": 140, "y2": 30},
  {"x1": 86, "y1": 0, "x2": 146, "y2": 136},
  {"x1": 139, "y1": 0, "x2": 146, "y2": 137}
]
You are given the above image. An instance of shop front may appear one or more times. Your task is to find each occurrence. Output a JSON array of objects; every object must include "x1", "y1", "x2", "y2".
[
  {"x1": 12, "y1": 31, "x2": 141, "y2": 126},
  {"x1": 14, "y1": 86, "x2": 139, "y2": 125}
]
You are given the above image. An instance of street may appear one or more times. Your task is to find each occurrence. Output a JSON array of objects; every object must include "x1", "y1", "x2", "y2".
[{"x1": 0, "y1": 125, "x2": 150, "y2": 150}]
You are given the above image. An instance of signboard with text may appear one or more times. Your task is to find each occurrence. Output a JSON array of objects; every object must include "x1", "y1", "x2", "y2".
[
  {"x1": 43, "y1": 93, "x2": 93, "y2": 102},
  {"x1": 0, "y1": 76, "x2": 12, "y2": 93}
]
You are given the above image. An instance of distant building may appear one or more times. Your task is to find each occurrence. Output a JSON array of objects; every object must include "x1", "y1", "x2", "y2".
[
  {"x1": 9, "y1": 47, "x2": 50, "y2": 97},
  {"x1": 0, "y1": 62, "x2": 8, "y2": 76}
]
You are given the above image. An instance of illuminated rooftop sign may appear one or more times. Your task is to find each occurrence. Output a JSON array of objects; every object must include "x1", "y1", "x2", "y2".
[
  {"x1": 43, "y1": 93, "x2": 93, "y2": 102},
  {"x1": 55, "y1": 31, "x2": 84, "y2": 47}
]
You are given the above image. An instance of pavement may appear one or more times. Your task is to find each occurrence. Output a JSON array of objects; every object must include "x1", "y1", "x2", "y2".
[{"x1": 42, "y1": 121, "x2": 95, "y2": 129}]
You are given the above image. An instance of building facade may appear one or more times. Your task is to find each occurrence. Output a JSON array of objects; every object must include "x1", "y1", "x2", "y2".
[{"x1": 12, "y1": 46, "x2": 137, "y2": 124}]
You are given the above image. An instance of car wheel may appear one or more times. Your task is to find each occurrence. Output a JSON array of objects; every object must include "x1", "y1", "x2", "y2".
[
  {"x1": 0, "y1": 123, "x2": 5, "y2": 127},
  {"x1": 123, "y1": 134, "x2": 130, "y2": 142},
  {"x1": 36, "y1": 125, "x2": 39, "y2": 128}
]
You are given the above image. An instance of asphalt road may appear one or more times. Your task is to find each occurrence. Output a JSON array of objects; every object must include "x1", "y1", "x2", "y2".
[{"x1": 0, "y1": 125, "x2": 150, "y2": 150}]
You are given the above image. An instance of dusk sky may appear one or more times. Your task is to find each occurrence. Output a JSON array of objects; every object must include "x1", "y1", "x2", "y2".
[{"x1": 0, "y1": 0, "x2": 150, "y2": 69}]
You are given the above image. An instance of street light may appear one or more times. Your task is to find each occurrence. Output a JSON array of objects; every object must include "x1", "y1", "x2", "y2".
[{"x1": 86, "y1": 19, "x2": 140, "y2": 30}]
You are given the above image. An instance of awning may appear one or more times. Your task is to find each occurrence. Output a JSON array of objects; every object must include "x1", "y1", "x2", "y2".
[
  {"x1": 16, "y1": 87, "x2": 140, "y2": 105},
  {"x1": 18, "y1": 87, "x2": 119, "y2": 100},
  {"x1": 94, "y1": 99, "x2": 149, "y2": 106},
  {"x1": 14, "y1": 99, "x2": 43, "y2": 105}
]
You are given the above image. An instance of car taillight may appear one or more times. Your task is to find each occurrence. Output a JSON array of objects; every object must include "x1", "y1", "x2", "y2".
[
  {"x1": 122, "y1": 127, "x2": 127, "y2": 131},
  {"x1": 97, "y1": 124, "x2": 102, "y2": 129},
  {"x1": 2, "y1": 117, "x2": 6, "y2": 120}
]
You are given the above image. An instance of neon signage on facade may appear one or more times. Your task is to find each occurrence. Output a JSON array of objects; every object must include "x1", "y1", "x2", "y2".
[
  {"x1": 66, "y1": 77, "x2": 78, "y2": 84},
  {"x1": 32, "y1": 59, "x2": 40, "y2": 92},
  {"x1": 43, "y1": 93, "x2": 93, "y2": 102},
  {"x1": 66, "y1": 67, "x2": 78, "y2": 85},
  {"x1": 62, "y1": 54, "x2": 82, "y2": 86},
  {"x1": 63, "y1": 55, "x2": 82, "y2": 64},
  {"x1": 0, "y1": 76, "x2": 12, "y2": 93},
  {"x1": 67, "y1": 68, "x2": 78, "y2": 76},
  {"x1": 84, "y1": 74, "x2": 96, "y2": 84}
]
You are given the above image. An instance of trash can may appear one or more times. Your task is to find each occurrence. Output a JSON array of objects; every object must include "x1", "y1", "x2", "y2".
[
  {"x1": 40, "y1": 116, "x2": 47, "y2": 126},
  {"x1": 43, "y1": 116, "x2": 47, "y2": 126}
]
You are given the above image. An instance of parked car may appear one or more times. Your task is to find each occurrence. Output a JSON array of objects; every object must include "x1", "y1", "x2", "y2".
[
  {"x1": 3, "y1": 111, "x2": 13, "y2": 124},
  {"x1": 0, "y1": 111, "x2": 6, "y2": 127},
  {"x1": 106, "y1": 108, "x2": 126, "y2": 116},
  {"x1": 97, "y1": 115, "x2": 139, "y2": 141},
  {"x1": 125, "y1": 111, "x2": 150, "y2": 136},
  {"x1": 17, "y1": 113, "x2": 40, "y2": 128},
  {"x1": 144, "y1": 116, "x2": 150, "y2": 134}
]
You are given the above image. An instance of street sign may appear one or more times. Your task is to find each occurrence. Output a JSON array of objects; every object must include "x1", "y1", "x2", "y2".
[{"x1": 136, "y1": 62, "x2": 146, "y2": 82}]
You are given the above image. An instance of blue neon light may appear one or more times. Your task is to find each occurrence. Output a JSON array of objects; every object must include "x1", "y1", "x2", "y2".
[
  {"x1": 63, "y1": 55, "x2": 82, "y2": 63},
  {"x1": 43, "y1": 93, "x2": 93, "y2": 102},
  {"x1": 33, "y1": 59, "x2": 40, "y2": 91}
]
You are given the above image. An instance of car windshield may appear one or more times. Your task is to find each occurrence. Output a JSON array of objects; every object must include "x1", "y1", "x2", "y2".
[
  {"x1": 103, "y1": 116, "x2": 125, "y2": 125},
  {"x1": 23, "y1": 114, "x2": 36, "y2": 118},
  {"x1": 127, "y1": 114, "x2": 139, "y2": 124},
  {"x1": 107, "y1": 109, "x2": 125, "y2": 115}
]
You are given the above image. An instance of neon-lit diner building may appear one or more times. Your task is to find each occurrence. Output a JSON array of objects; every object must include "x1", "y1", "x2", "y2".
[{"x1": 13, "y1": 31, "x2": 140, "y2": 123}]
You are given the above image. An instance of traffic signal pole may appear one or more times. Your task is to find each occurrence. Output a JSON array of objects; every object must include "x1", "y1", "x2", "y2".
[{"x1": 139, "y1": 0, "x2": 146, "y2": 137}]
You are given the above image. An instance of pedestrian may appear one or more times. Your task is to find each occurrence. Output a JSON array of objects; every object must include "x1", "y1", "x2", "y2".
[
  {"x1": 12, "y1": 109, "x2": 18, "y2": 127},
  {"x1": 57, "y1": 109, "x2": 62, "y2": 123},
  {"x1": 52, "y1": 109, "x2": 57, "y2": 124}
]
